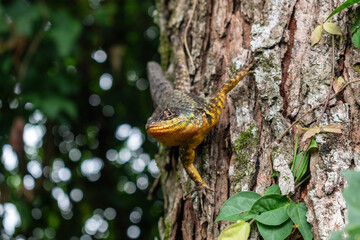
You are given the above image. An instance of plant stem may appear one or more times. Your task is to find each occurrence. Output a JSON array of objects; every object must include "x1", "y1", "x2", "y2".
[
  {"x1": 316, "y1": 34, "x2": 335, "y2": 125},
  {"x1": 276, "y1": 79, "x2": 360, "y2": 144},
  {"x1": 184, "y1": 0, "x2": 197, "y2": 71},
  {"x1": 295, "y1": 174, "x2": 311, "y2": 189}
]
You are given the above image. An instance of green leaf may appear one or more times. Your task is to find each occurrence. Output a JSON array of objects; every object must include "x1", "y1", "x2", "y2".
[
  {"x1": 307, "y1": 138, "x2": 318, "y2": 151},
  {"x1": 257, "y1": 219, "x2": 293, "y2": 240},
  {"x1": 218, "y1": 221, "x2": 250, "y2": 240},
  {"x1": 293, "y1": 134, "x2": 299, "y2": 163},
  {"x1": 216, "y1": 191, "x2": 261, "y2": 222},
  {"x1": 94, "y1": 3, "x2": 117, "y2": 25},
  {"x1": 47, "y1": 211, "x2": 60, "y2": 229},
  {"x1": 347, "y1": 225, "x2": 360, "y2": 239},
  {"x1": 253, "y1": 205, "x2": 289, "y2": 226},
  {"x1": 333, "y1": 77, "x2": 345, "y2": 92},
  {"x1": 287, "y1": 202, "x2": 313, "y2": 240},
  {"x1": 250, "y1": 194, "x2": 289, "y2": 226},
  {"x1": 292, "y1": 138, "x2": 317, "y2": 182},
  {"x1": 328, "y1": 230, "x2": 342, "y2": 240},
  {"x1": 0, "y1": 6, "x2": 9, "y2": 34},
  {"x1": 323, "y1": 22, "x2": 343, "y2": 38},
  {"x1": 251, "y1": 194, "x2": 289, "y2": 213},
  {"x1": 26, "y1": 95, "x2": 77, "y2": 120},
  {"x1": 292, "y1": 152, "x2": 303, "y2": 176},
  {"x1": 352, "y1": 28, "x2": 360, "y2": 49},
  {"x1": 48, "y1": 11, "x2": 82, "y2": 56},
  {"x1": 351, "y1": 16, "x2": 360, "y2": 33},
  {"x1": 311, "y1": 24, "x2": 323, "y2": 46},
  {"x1": 354, "y1": 66, "x2": 360, "y2": 74},
  {"x1": 342, "y1": 171, "x2": 360, "y2": 228},
  {"x1": 5, "y1": 1, "x2": 42, "y2": 36},
  {"x1": 326, "y1": 0, "x2": 360, "y2": 21},
  {"x1": 237, "y1": 211, "x2": 257, "y2": 222},
  {"x1": 264, "y1": 184, "x2": 281, "y2": 195}
]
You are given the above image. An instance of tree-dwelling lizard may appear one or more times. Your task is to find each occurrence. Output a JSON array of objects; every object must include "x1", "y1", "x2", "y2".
[{"x1": 145, "y1": 46, "x2": 253, "y2": 191}]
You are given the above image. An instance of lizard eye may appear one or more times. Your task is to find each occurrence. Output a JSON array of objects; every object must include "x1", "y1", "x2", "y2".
[
  {"x1": 164, "y1": 109, "x2": 174, "y2": 116},
  {"x1": 162, "y1": 109, "x2": 176, "y2": 119}
]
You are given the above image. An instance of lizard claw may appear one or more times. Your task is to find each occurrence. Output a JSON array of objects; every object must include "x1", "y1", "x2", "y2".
[
  {"x1": 196, "y1": 181, "x2": 215, "y2": 192},
  {"x1": 243, "y1": 52, "x2": 257, "y2": 72}
]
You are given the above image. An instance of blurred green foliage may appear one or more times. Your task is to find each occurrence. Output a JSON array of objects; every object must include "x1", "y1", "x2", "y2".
[{"x1": 0, "y1": 0, "x2": 162, "y2": 239}]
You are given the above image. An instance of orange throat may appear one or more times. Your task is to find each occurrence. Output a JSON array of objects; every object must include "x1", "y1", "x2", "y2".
[{"x1": 146, "y1": 121, "x2": 200, "y2": 146}]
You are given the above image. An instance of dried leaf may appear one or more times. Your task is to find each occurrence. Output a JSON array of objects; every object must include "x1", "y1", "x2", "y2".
[
  {"x1": 302, "y1": 125, "x2": 321, "y2": 142},
  {"x1": 311, "y1": 24, "x2": 323, "y2": 46},
  {"x1": 323, "y1": 22, "x2": 343, "y2": 37},
  {"x1": 322, "y1": 124, "x2": 343, "y2": 134},
  {"x1": 296, "y1": 124, "x2": 309, "y2": 134},
  {"x1": 333, "y1": 76, "x2": 345, "y2": 92}
]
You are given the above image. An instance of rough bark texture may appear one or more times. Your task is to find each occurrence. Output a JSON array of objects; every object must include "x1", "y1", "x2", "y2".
[{"x1": 153, "y1": 0, "x2": 360, "y2": 239}]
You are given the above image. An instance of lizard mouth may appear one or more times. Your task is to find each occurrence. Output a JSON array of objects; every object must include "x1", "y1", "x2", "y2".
[
  {"x1": 145, "y1": 120, "x2": 200, "y2": 146},
  {"x1": 145, "y1": 122, "x2": 174, "y2": 134}
]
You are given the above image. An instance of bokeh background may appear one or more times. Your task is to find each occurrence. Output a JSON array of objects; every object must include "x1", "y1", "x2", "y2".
[{"x1": 0, "y1": 0, "x2": 163, "y2": 239}]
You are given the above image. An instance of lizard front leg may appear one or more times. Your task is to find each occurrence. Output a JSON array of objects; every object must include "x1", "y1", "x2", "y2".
[
  {"x1": 205, "y1": 59, "x2": 255, "y2": 128},
  {"x1": 179, "y1": 145, "x2": 214, "y2": 191}
]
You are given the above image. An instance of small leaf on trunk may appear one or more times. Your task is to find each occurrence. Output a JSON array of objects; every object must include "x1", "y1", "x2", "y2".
[
  {"x1": 354, "y1": 66, "x2": 360, "y2": 74},
  {"x1": 218, "y1": 221, "x2": 250, "y2": 240},
  {"x1": 333, "y1": 77, "x2": 344, "y2": 93},
  {"x1": 351, "y1": 15, "x2": 360, "y2": 34},
  {"x1": 311, "y1": 24, "x2": 323, "y2": 46},
  {"x1": 323, "y1": 22, "x2": 343, "y2": 39},
  {"x1": 302, "y1": 125, "x2": 320, "y2": 142},
  {"x1": 352, "y1": 28, "x2": 360, "y2": 49},
  {"x1": 322, "y1": 124, "x2": 342, "y2": 134}
]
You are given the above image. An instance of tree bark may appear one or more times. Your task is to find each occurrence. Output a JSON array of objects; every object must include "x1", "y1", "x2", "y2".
[{"x1": 153, "y1": 0, "x2": 360, "y2": 239}]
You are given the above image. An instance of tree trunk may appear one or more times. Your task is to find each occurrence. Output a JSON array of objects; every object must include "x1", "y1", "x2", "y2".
[{"x1": 153, "y1": 0, "x2": 360, "y2": 239}]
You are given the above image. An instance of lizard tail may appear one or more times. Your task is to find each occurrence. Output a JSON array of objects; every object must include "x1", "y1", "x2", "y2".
[{"x1": 147, "y1": 61, "x2": 174, "y2": 107}]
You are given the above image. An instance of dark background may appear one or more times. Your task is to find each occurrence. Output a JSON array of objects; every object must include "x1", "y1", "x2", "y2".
[{"x1": 0, "y1": 0, "x2": 162, "y2": 239}]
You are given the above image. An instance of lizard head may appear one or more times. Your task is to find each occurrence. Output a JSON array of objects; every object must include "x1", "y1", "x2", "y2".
[{"x1": 145, "y1": 107, "x2": 201, "y2": 146}]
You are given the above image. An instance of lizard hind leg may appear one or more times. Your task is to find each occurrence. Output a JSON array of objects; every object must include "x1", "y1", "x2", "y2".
[{"x1": 179, "y1": 145, "x2": 214, "y2": 191}]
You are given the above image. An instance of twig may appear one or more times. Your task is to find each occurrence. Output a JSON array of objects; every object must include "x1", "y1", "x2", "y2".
[
  {"x1": 147, "y1": 177, "x2": 160, "y2": 201},
  {"x1": 276, "y1": 79, "x2": 360, "y2": 143},
  {"x1": 184, "y1": 0, "x2": 197, "y2": 71},
  {"x1": 267, "y1": 148, "x2": 275, "y2": 185},
  {"x1": 293, "y1": 31, "x2": 336, "y2": 183}
]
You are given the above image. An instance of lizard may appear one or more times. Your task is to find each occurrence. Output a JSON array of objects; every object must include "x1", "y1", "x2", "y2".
[{"x1": 145, "y1": 44, "x2": 254, "y2": 191}]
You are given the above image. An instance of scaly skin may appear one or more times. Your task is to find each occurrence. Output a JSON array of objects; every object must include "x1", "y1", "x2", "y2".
[{"x1": 146, "y1": 49, "x2": 253, "y2": 191}]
